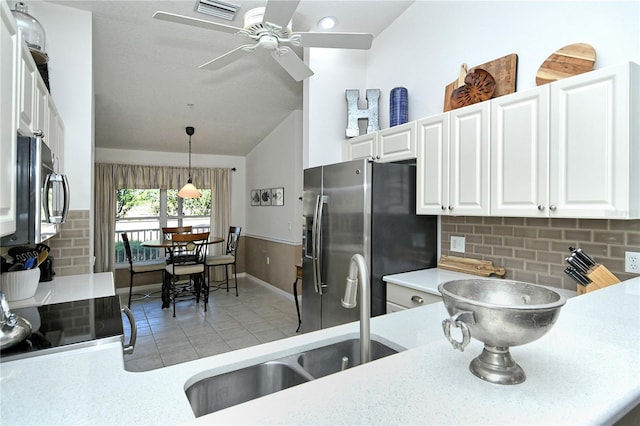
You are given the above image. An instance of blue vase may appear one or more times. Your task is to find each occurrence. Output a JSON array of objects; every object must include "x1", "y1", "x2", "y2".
[{"x1": 390, "y1": 87, "x2": 408, "y2": 127}]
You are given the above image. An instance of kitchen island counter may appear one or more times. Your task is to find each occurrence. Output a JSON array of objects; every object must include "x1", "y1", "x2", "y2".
[{"x1": 1, "y1": 275, "x2": 638, "y2": 425}]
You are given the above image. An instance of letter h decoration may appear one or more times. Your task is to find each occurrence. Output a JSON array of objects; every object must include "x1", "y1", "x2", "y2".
[{"x1": 345, "y1": 89, "x2": 380, "y2": 138}]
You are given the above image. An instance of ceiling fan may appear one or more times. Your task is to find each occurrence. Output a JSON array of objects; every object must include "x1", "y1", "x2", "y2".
[{"x1": 153, "y1": 0, "x2": 374, "y2": 81}]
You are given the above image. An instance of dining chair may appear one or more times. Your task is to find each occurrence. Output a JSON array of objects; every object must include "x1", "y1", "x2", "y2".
[
  {"x1": 161, "y1": 226, "x2": 193, "y2": 239},
  {"x1": 164, "y1": 232, "x2": 210, "y2": 317},
  {"x1": 161, "y1": 226, "x2": 193, "y2": 262},
  {"x1": 206, "y1": 226, "x2": 241, "y2": 297},
  {"x1": 121, "y1": 233, "x2": 166, "y2": 308}
]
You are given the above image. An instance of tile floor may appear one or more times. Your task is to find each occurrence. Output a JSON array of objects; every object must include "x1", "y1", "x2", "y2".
[{"x1": 122, "y1": 276, "x2": 300, "y2": 372}]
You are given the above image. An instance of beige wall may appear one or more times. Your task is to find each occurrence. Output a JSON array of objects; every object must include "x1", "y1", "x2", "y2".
[
  {"x1": 244, "y1": 236, "x2": 301, "y2": 295},
  {"x1": 441, "y1": 217, "x2": 640, "y2": 291}
]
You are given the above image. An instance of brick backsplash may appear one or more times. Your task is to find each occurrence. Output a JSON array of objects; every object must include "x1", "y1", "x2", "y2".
[
  {"x1": 47, "y1": 210, "x2": 91, "y2": 276},
  {"x1": 441, "y1": 217, "x2": 640, "y2": 291}
]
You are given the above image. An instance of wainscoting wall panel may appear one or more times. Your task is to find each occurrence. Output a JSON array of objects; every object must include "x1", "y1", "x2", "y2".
[{"x1": 244, "y1": 236, "x2": 302, "y2": 295}]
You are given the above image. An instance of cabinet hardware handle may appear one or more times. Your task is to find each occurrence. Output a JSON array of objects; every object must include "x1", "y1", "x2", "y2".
[
  {"x1": 441, "y1": 205, "x2": 446, "y2": 210},
  {"x1": 411, "y1": 295, "x2": 424, "y2": 304},
  {"x1": 537, "y1": 205, "x2": 545, "y2": 211},
  {"x1": 549, "y1": 205, "x2": 557, "y2": 211},
  {"x1": 448, "y1": 206, "x2": 453, "y2": 210},
  {"x1": 376, "y1": 155, "x2": 380, "y2": 159}
]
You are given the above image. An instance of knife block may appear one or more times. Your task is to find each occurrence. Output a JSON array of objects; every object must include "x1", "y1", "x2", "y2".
[{"x1": 577, "y1": 264, "x2": 621, "y2": 294}]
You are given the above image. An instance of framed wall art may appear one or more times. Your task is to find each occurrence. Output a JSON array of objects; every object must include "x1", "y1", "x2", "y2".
[
  {"x1": 271, "y1": 187, "x2": 284, "y2": 206},
  {"x1": 260, "y1": 189, "x2": 272, "y2": 206},
  {"x1": 251, "y1": 189, "x2": 260, "y2": 206}
]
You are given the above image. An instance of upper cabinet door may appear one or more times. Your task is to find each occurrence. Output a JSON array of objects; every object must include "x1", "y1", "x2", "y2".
[
  {"x1": 449, "y1": 102, "x2": 490, "y2": 216},
  {"x1": 549, "y1": 63, "x2": 638, "y2": 219},
  {"x1": 416, "y1": 113, "x2": 449, "y2": 215},
  {"x1": 17, "y1": 37, "x2": 36, "y2": 135},
  {"x1": 344, "y1": 132, "x2": 377, "y2": 161},
  {"x1": 1, "y1": 0, "x2": 19, "y2": 236},
  {"x1": 34, "y1": 75, "x2": 48, "y2": 138},
  {"x1": 377, "y1": 121, "x2": 416, "y2": 163},
  {"x1": 491, "y1": 86, "x2": 550, "y2": 217}
]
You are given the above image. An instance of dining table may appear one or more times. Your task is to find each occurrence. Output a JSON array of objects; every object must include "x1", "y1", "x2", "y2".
[{"x1": 141, "y1": 236, "x2": 225, "y2": 308}]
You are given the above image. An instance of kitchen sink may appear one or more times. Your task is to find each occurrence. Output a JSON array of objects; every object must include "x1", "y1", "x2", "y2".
[
  {"x1": 185, "y1": 360, "x2": 313, "y2": 417},
  {"x1": 296, "y1": 338, "x2": 398, "y2": 379},
  {"x1": 185, "y1": 337, "x2": 402, "y2": 417}
]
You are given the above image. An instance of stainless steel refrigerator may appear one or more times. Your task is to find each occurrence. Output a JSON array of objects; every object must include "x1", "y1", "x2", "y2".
[{"x1": 301, "y1": 159, "x2": 438, "y2": 332}]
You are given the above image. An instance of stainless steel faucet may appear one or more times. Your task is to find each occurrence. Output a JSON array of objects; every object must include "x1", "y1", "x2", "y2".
[{"x1": 341, "y1": 254, "x2": 371, "y2": 364}]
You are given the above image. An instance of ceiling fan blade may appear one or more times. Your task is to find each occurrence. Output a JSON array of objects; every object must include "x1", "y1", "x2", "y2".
[
  {"x1": 296, "y1": 32, "x2": 374, "y2": 50},
  {"x1": 153, "y1": 11, "x2": 242, "y2": 35},
  {"x1": 262, "y1": 0, "x2": 300, "y2": 28},
  {"x1": 271, "y1": 47, "x2": 314, "y2": 82},
  {"x1": 199, "y1": 44, "x2": 255, "y2": 70}
]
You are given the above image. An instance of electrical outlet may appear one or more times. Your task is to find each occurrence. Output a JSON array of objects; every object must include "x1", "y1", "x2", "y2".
[
  {"x1": 625, "y1": 251, "x2": 640, "y2": 273},
  {"x1": 451, "y1": 236, "x2": 465, "y2": 253},
  {"x1": 266, "y1": 256, "x2": 270, "y2": 265}
]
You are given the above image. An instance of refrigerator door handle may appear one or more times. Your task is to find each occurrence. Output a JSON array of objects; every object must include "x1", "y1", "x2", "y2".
[
  {"x1": 312, "y1": 195, "x2": 321, "y2": 294},
  {"x1": 312, "y1": 195, "x2": 327, "y2": 295}
]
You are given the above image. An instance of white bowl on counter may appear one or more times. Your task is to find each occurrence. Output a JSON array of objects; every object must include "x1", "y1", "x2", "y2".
[{"x1": 1, "y1": 268, "x2": 40, "y2": 301}]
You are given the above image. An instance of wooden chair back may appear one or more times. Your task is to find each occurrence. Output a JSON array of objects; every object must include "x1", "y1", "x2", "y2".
[
  {"x1": 167, "y1": 232, "x2": 210, "y2": 266},
  {"x1": 162, "y1": 226, "x2": 193, "y2": 239}
]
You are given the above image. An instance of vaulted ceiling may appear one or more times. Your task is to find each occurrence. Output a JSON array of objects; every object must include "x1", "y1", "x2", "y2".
[{"x1": 49, "y1": 0, "x2": 413, "y2": 156}]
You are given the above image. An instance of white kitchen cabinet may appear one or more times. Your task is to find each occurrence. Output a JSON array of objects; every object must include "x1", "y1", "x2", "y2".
[
  {"x1": 34, "y1": 74, "x2": 48, "y2": 138},
  {"x1": 386, "y1": 282, "x2": 441, "y2": 313},
  {"x1": 344, "y1": 132, "x2": 377, "y2": 161},
  {"x1": 416, "y1": 112, "x2": 449, "y2": 214},
  {"x1": 16, "y1": 38, "x2": 36, "y2": 135},
  {"x1": 376, "y1": 121, "x2": 416, "y2": 162},
  {"x1": 417, "y1": 102, "x2": 490, "y2": 216},
  {"x1": 491, "y1": 86, "x2": 550, "y2": 216},
  {"x1": 549, "y1": 62, "x2": 640, "y2": 219},
  {"x1": 0, "y1": 0, "x2": 19, "y2": 237},
  {"x1": 344, "y1": 121, "x2": 416, "y2": 163},
  {"x1": 450, "y1": 102, "x2": 490, "y2": 216}
]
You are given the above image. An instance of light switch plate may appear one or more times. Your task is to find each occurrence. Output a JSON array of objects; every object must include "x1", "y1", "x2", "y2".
[{"x1": 451, "y1": 236, "x2": 465, "y2": 253}]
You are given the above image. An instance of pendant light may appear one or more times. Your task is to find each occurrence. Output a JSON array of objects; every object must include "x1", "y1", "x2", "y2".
[{"x1": 178, "y1": 126, "x2": 201, "y2": 198}]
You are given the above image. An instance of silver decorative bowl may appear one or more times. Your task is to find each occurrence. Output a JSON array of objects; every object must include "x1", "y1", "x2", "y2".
[{"x1": 438, "y1": 279, "x2": 566, "y2": 385}]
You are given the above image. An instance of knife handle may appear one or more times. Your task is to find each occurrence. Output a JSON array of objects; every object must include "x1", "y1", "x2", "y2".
[
  {"x1": 569, "y1": 246, "x2": 596, "y2": 267},
  {"x1": 576, "y1": 248, "x2": 596, "y2": 267},
  {"x1": 567, "y1": 266, "x2": 591, "y2": 285},
  {"x1": 566, "y1": 256, "x2": 589, "y2": 275},
  {"x1": 570, "y1": 253, "x2": 592, "y2": 273}
]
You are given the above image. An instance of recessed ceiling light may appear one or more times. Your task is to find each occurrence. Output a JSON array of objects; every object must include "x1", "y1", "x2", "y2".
[{"x1": 318, "y1": 16, "x2": 337, "y2": 30}]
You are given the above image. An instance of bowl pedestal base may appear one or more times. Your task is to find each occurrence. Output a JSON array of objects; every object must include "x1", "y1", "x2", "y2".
[{"x1": 469, "y1": 345, "x2": 526, "y2": 385}]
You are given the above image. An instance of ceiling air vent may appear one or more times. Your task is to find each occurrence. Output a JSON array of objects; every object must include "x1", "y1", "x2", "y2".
[{"x1": 194, "y1": 0, "x2": 239, "y2": 21}]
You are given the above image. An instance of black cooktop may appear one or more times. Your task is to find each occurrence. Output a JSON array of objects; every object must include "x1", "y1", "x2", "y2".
[{"x1": 1, "y1": 296, "x2": 124, "y2": 362}]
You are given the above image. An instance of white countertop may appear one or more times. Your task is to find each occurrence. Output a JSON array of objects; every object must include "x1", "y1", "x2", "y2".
[
  {"x1": 383, "y1": 267, "x2": 577, "y2": 299},
  {"x1": 7, "y1": 272, "x2": 116, "y2": 309},
  {"x1": 1, "y1": 272, "x2": 638, "y2": 425}
]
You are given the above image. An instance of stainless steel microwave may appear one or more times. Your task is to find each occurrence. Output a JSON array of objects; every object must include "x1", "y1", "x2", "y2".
[{"x1": 1, "y1": 134, "x2": 69, "y2": 246}]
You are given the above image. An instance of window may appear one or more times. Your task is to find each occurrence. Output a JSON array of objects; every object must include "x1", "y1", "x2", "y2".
[{"x1": 115, "y1": 188, "x2": 211, "y2": 263}]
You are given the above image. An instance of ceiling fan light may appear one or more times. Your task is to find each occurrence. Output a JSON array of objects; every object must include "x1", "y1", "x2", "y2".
[
  {"x1": 178, "y1": 180, "x2": 201, "y2": 198},
  {"x1": 318, "y1": 16, "x2": 337, "y2": 30}
]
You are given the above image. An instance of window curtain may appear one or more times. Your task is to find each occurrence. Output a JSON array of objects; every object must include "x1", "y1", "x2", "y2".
[{"x1": 94, "y1": 163, "x2": 231, "y2": 274}]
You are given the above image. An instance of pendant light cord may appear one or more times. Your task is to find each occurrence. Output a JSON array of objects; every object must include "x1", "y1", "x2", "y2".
[{"x1": 188, "y1": 134, "x2": 192, "y2": 181}]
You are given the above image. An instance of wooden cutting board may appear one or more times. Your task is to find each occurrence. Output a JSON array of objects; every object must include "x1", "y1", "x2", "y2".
[
  {"x1": 443, "y1": 53, "x2": 518, "y2": 111},
  {"x1": 536, "y1": 43, "x2": 596, "y2": 86},
  {"x1": 438, "y1": 255, "x2": 506, "y2": 278}
]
